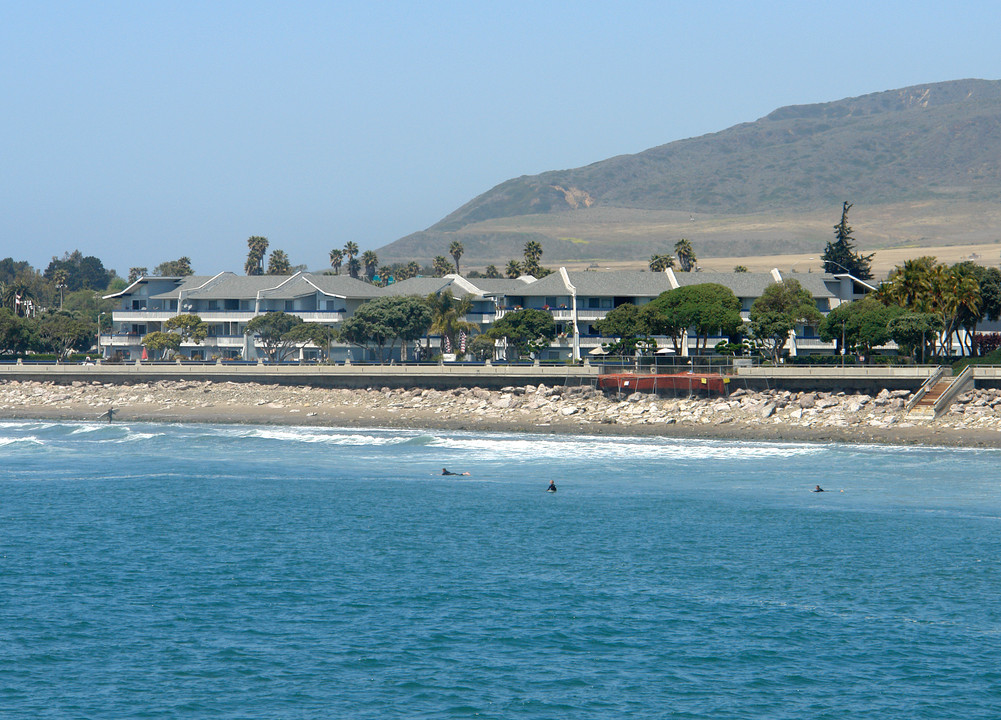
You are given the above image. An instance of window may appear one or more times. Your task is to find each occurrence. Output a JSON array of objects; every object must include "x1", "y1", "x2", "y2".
[{"x1": 588, "y1": 298, "x2": 600, "y2": 309}]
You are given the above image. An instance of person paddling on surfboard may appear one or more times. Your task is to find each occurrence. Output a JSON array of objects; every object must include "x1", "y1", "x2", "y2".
[
  {"x1": 813, "y1": 484, "x2": 824, "y2": 492},
  {"x1": 547, "y1": 480, "x2": 557, "y2": 492},
  {"x1": 442, "y1": 468, "x2": 470, "y2": 476}
]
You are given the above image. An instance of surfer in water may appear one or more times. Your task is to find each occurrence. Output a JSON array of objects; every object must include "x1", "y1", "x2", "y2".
[
  {"x1": 547, "y1": 480, "x2": 557, "y2": 493},
  {"x1": 813, "y1": 484, "x2": 824, "y2": 492},
  {"x1": 442, "y1": 468, "x2": 470, "y2": 476},
  {"x1": 101, "y1": 407, "x2": 115, "y2": 423}
]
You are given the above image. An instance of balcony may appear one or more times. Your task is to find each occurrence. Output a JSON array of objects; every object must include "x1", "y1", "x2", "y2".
[
  {"x1": 114, "y1": 311, "x2": 176, "y2": 322},
  {"x1": 550, "y1": 308, "x2": 607, "y2": 321}
]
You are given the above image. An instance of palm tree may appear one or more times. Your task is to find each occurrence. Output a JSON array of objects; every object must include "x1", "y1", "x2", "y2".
[
  {"x1": 432, "y1": 256, "x2": 453, "y2": 277},
  {"x1": 674, "y1": 238, "x2": 697, "y2": 272},
  {"x1": 427, "y1": 290, "x2": 477, "y2": 356},
  {"x1": 346, "y1": 256, "x2": 361, "y2": 279},
  {"x1": 449, "y1": 241, "x2": 464, "y2": 276},
  {"x1": 523, "y1": 240, "x2": 543, "y2": 265},
  {"x1": 52, "y1": 268, "x2": 69, "y2": 309},
  {"x1": 329, "y1": 248, "x2": 343, "y2": 275},
  {"x1": 649, "y1": 254, "x2": 675, "y2": 272},
  {"x1": 245, "y1": 236, "x2": 269, "y2": 275},
  {"x1": 266, "y1": 249, "x2": 292, "y2": 275},
  {"x1": 362, "y1": 251, "x2": 379, "y2": 282},
  {"x1": 2, "y1": 281, "x2": 35, "y2": 317},
  {"x1": 406, "y1": 261, "x2": 421, "y2": 279},
  {"x1": 505, "y1": 260, "x2": 522, "y2": 279},
  {"x1": 343, "y1": 241, "x2": 359, "y2": 263},
  {"x1": 484, "y1": 264, "x2": 501, "y2": 279}
]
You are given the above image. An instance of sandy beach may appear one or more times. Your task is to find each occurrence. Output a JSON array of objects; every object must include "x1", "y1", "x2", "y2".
[{"x1": 3, "y1": 378, "x2": 1001, "y2": 449}]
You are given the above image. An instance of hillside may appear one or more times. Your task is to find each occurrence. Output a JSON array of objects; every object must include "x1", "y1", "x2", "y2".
[{"x1": 378, "y1": 79, "x2": 1001, "y2": 266}]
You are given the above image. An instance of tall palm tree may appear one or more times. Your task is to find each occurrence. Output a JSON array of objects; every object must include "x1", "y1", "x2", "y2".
[
  {"x1": 505, "y1": 260, "x2": 522, "y2": 279},
  {"x1": 362, "y1": 251, "x2": 379, "y2": 282},
  {"x1": 245, "y1": 236, "x2": 269, "y2": 276},
  {"x1": 674, "y1": 238, "x2": 697, "y2": 272},
  {"x1": 449, "y1": 241, "x2": 464, "y2": 276},
  {"x1": 346, "y1": 256, "x2": 361, "y2": 279},
  {"x1": 52, "y1": 268, "x2": 69, "y2": 309},
  {"x1": 426, "y1": 290, "x2": 477, "y2": 355},
  {"x1": 343, "y1": 241, "x2": 359, "y2": 263},
  {"x1": 406, "y1": 261, "x2": 421, "y2": 279},
  {"x1": 523, "y1": 240, "x2": 543, "y2": 265},
  {"x1": 329, "y1": 248, "x2": 343, "y2": 275},
  {"x1": 484, "y1": 264, "x2": 501, "y2": 279}
]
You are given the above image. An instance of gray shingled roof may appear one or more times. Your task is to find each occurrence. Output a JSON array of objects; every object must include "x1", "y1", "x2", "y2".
[
  {"x1": 673, "y1": 271, "x2": 834, "y2": 299},
  {"x1": 522, "y1": 271, "x2": 673, "y2": 298},
  {"x1": 300, "y1": 274, "x2": 384, "y2": 299},
  {"x1": 468, "y1": 278, "x2": 538, "y2": 295},
  {"x1": 380, "y1": 277, "x2": 456, "y2": 297},
  {"x1": 145, "y1": 275, "x2": 221, "y2": 300}
]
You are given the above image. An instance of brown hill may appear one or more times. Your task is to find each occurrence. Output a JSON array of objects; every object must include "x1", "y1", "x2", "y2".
[{"x1": 378, "y1": 79, "x2": 1001, "y2": 267}]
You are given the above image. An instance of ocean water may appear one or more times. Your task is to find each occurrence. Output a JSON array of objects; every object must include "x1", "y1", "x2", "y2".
[{"x1": 1, "y1": 420, "x2": 999, "y2": 719}]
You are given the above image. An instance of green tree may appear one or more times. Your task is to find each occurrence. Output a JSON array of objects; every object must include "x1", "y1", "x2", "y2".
[
  {"x1": 339, "y1": 295, "x2": 432, "y2": 362},
  {"x1": 748, "y1": 279, "x2": 823, "y2": 363},
  {"x1": 645, "y1": 284, "x2": 742, "y2": 353},
  {"x1": 1, "y1": 280, "x2": 37, "y2": 317},
  {"x1": 484, "y1": 264, "x2": 501, "y2": 279},
  {"x1": 328, "y1": 248, "x2": 344, "y2": 275},
  {"x1": 505, "y1": 260, "x2": 522, "y2": 279},
  {"x1": 819, "y1": 296, "x2": 904, "y2": 358},
  {"x1": 343, "y1": 241, "x2": 359, "y2": 264},
  {"x1": 449, "y1": 241, "x2": 464, "y2": 276},
  {"x1": 468, "y1": 333, "x2": 497, "y2": 361},
  {"x1": 52, "y1": 268, "x2": 69, "y2": 309},
  {"x1": 887, "y1": 313, "x2": 943, "y2": 363},
  {"x1": 245, "y1": 236, "x2": 269, "y2": 275},
  {"x1": 141, "y1": 331, "x2": 182, "y2": 360},
  {"x1": 362, "y1": 251, "x2": 379, "y2": 282},
  {"x1": 164, "y1": 313, "x2": 208, "y2": 344},
  {"x1": 822, "y1": 202, "x2": 873, "y2": 279},
  {"x1": 282, "y1": 322, "x2": 338, "y2": 361},
  {"x1": 266, "y1": 249, "x2": 291, "y2": 275},
  {"x1": 733, "y1": 265, "x2": 748, "y2": 273},
  {"x1": 521, "y1": 240, "x2": 551, "y2": 277},
  {"x1": 488, "y1": 308, "x2": 556, "y2": 359},
  {"x1": 154, "y1": 257, "x2": 194, "y2": 276},
  {"x1": 0, "y1": 308, "x2": 33, "y2": 355},
  {"x1": 37, "y1": 311, "x2": 93, "y2": 357},
  {"x1": 244, "y1": 311, "x2": 306, "y2": 363},
  {"x1": 432, "y1": 256, "x2": 453, "y2": 277},
  {"x1": 674, "y1": 239, "x2": 697, "y2": 272},
  {"x1": 346, "y1": 256, "x2": 361, "y2": 279},
  {"x1": 426, "y1": 290, "x2": 477, "y2": 355},
  {"x1": 44, "y1": 251, "x2": 114, "y2": 292},
  {"x1": 649, "y1": 254, "x2": 675, "y2": 272},
  {"x1": 594, "y1": 303, "x2": 655, "y2": 355},
  {"x1": 128, "y1": 267, "x2": 148, "y2": 283}
]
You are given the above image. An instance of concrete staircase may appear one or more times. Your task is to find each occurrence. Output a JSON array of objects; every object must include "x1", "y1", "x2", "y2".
[{"x1": 905, "y1": 365, "x2": 975, "y2": 420}]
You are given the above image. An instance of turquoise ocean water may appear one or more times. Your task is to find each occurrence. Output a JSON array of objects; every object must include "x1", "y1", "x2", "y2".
[{"x1": 1, "y1": 419, "x2": 999, "y2": 719}]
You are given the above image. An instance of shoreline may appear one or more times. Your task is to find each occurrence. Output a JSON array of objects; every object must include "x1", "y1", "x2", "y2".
[{"x1": 3, "y1": 379, "x2": 1001, "y2": 449}]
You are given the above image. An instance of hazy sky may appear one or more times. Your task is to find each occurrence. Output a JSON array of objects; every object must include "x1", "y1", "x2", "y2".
[{"x1": 3, "y1": 1, "x2": 1000, "y2": 276}]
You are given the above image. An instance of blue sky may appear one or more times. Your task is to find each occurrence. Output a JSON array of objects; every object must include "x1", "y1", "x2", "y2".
[{"x1": 2, "y1": 1, "x2": 1000, "y2": 276}]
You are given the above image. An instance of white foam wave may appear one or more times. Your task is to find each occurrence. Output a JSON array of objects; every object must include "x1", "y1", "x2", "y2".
[
  {"x1": 235, "y1": 426, "x2": 405, "y2": 445},
  {"x1": 426, "y1": 434, "x2": 823, "y2": 462},
  {"x1": 0, "y1": 435, "x2": 44, "y2": 447}
]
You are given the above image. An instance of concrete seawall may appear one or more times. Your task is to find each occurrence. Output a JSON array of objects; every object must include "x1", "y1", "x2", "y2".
[{"x1": 0, "y1": 361, "x2": 964, "y2": 393}]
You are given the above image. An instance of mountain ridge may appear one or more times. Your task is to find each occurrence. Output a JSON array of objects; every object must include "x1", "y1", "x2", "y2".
[{"x1": 378, "y1": 79, "x2": 1001, "y2": 265}]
